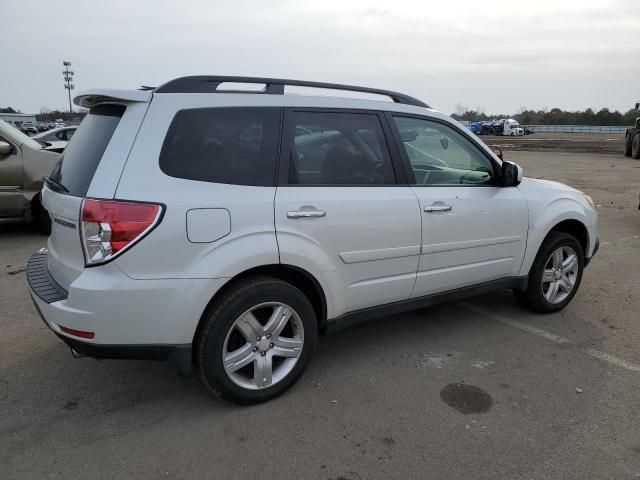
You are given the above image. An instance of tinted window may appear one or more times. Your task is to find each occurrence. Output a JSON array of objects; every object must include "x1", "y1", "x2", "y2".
[
  {"x1": 393, "y1": 116, "x2": 495, "y2": 186},
  {"x1": 54, "y1": 104, "x2": 125, "y2": 197},
  {"x1": 160, "y1": 108, "x2": 280, "y2": 186},
  {"x1": 287, "y1": 112, "x2": 395, "y2": 185}
]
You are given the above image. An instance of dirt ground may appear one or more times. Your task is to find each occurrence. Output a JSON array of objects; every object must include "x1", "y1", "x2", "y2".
[
  {"x1": 1, "y1": 150, "x2": 640, "y2": 480},
  {"x1": 481, "y1": 133, "x2": 625, "y2": 154}
]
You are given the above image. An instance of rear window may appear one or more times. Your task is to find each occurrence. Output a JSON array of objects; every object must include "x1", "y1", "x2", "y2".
[
  {"x1": 54, "y1": 104, "x2": 125, "y2": 197},
  {"x1": 159, "y1": 107, "x2": 281, "y2": 187}
]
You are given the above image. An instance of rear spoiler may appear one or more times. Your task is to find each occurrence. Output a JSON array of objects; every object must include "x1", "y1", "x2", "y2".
[{"x1": 73, "y1": 89, "x2": 151, "y2": 108}]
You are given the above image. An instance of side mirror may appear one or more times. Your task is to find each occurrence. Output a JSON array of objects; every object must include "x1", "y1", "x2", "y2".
[
  {"x1": 501, "y1": 161, "x2": 523, "y2": 187},
  {"x1": 439, "y1": 136, "x2": 449, "y2": 149},
  {"x1": 0, "y1": 141, "x2": 12, "y2": 156}
]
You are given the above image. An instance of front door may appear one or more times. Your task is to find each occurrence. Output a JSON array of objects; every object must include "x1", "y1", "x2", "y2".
[
  {"x1": 389, "y1": 115, "x2": 529, "y2": 297},
  {"x1": 275, "y1": 110, "x2": 422, "y2": 315}
]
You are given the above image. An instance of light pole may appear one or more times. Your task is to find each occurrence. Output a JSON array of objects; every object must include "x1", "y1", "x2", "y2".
[{"x1": 63, "y1": 61, "x2": 74, "y2": 114}]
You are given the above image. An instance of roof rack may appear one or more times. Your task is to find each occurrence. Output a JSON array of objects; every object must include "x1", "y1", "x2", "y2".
[{"x1": 154, "y1": 75, "x2": 429, "y2": 108}]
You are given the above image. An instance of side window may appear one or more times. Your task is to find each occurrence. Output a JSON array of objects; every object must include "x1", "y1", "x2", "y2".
[
  {"x1": 392, "y1": 116, "x2": 495, "y2": 186},
  {"x1": 56, "y1": 131, "x2": 66, "y2": 141},
  {"x1": 287, "y1": 112, "x2": 395, "y2": 185},
  {"x1": 160, "y1": 108, "x2": 281, "y2": 186}
]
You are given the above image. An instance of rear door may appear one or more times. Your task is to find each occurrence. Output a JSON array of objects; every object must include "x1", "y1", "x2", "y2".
[{"x1": 275, "y1": 109, "x2": 422, "y2": 315}]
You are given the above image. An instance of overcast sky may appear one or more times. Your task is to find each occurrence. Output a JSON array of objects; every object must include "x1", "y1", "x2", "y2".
[{"x1": 2, "y1": 0, "x2": 638, "y2": 115}]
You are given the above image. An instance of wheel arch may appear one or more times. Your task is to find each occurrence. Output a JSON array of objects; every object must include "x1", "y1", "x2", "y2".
[
  {"x1": 545, "y1": 219, "x2": 589, "y2": 256},
  {"x1": 192, "y1": 264, "x2": 328, "y2": 353},
  {"x1": 519, "y1": 197, "x2": 596, "y2": 276},
  {"x1": 29, "y1": 190, "x2": 42, "y2": 210}
]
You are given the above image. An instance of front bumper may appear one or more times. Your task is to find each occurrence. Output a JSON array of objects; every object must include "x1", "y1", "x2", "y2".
[{"x1": 585, "y1": 238, "x2": 599, "y2": 267}]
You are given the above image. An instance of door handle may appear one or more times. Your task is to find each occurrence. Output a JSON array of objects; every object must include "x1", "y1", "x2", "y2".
[
  {"x1": 424, "y1": 204, "x2": 452, "y2": 212},
  {"x1": 287, "y1": 210, "x2": 326, "y2": 219}
]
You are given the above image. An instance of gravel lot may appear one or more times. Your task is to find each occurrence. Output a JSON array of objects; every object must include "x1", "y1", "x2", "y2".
[
  {"x1": 2, "y1": 151, "x2": 639, "y2": 480},
  {"x1": 481, "y1": 133, "x2": 625, "y2": 154}
]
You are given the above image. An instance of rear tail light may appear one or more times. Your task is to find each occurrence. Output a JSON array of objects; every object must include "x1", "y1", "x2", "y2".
[{"x1": 81, "y1": 199, "x2": 163, "y2": 266}]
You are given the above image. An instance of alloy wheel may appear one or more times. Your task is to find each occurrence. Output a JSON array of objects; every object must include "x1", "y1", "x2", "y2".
[
  {"x1": 541, "y1": 246, "x2": 579, "y2": 304},
  {"x1": 222, "y1": 302, "x2": 304, "y2": 390}
]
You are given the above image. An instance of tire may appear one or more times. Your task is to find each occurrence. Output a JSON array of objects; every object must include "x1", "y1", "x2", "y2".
[
  {"x1": 32, "y1": 196, "x2": 51, "y2": 235},
  {"x1": 197, "y1": 276, "x2": 317, "y2": 404},
  {"x1": 624, "y1": 133, "x2": 633, "y2": 157},
  {"x1": 632, "y1": 133, "x2": 640, "y2": 159},
  {"x1": 515, "y1": 231, "x2": 584, "y2": 314}
]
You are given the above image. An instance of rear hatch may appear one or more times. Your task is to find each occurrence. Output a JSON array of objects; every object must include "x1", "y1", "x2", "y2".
[{"x1": 42, "y1": 97, "x2": 146, "y2": 290}]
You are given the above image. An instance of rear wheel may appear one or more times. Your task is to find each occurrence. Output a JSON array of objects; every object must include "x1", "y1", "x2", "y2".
[
  {"x1": 198, "y1": 276, "x2": 317, "y2": 404},
  {"x1": 632, "y1": 133, "x2": 640, "y2": 159},
  {"x1": 515, "y1": 232, "x2": 584, "y2": 313}
]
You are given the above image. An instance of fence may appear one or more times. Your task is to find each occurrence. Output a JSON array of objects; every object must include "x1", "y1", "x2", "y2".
[
  {"x1": 522, "y1": 124, "x2": 628, "y2": 135},
  {"x1": 459, "y1": 121, "x2": 628, "y2": 135}
]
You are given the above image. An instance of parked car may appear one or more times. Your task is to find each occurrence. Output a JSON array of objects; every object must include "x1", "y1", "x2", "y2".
[
  {"x1": 466, "y1": 122, "x2": 484, "y2": 134},
  {"x1": 20, "y1": 121, "x2": 38, "y2": 135},
  {"x1": 27, "y1": 76, "x2": 599, "y2": 404},
  {"x1": 33, "y1": 126, "x2": 77, "y2": 153},
  {"x1": 36, "y1": 123, "x2": 50, "y2": 132},
  {"x1": 0, "y1": 120, "x2": 60, "y2": 232}
]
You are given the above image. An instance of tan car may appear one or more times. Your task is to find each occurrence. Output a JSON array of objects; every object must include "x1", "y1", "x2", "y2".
[{"x1": 0, "y1": 119, "x2": 60, "y2": 232}]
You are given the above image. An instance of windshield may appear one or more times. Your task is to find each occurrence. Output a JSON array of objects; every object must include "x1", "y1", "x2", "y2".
[{"x1": 0, "y1": 119, "x2": 44, "y2": 150}]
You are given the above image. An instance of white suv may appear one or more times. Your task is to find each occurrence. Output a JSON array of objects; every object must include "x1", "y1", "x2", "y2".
[{"x1": 27, "y1": 76, "x2": 598, "y2": 404}]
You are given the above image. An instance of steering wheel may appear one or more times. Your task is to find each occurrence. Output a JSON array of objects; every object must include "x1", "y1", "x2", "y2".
[{"x1": 419, "y1": 153, "x2": 448, "y2": 168}]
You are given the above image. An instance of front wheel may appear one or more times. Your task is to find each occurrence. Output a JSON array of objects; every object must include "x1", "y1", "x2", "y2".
[
  {"x1": 197, "y1": 276, "x2": 317, "y2": 404},
  {"x1": 515, "y1": 232, "x2": 584, "y2": 313}
]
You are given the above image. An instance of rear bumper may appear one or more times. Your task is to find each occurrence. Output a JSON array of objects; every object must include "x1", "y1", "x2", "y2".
[
  {"x1": 27, "y1": 252, "x2": 68, "y2": 303},
  {"x1": 30, "y1": 295, "x2": 192, "y2": 374},
  {"x1": 29, "y1": 292, "x2": 181, "y2": 360},
  {"x1": 27, "y1": 251, "x2": 224, "y2": 360}
]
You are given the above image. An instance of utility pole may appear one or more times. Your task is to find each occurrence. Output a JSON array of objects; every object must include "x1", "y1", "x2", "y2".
[{"x1": 63, "y1": 61, "x2": 74, "y2": 114}]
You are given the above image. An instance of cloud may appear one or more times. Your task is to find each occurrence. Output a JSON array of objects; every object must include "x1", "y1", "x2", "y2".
[{"x1": 0, "y1": 0, "x2": 638, "y2": 114}]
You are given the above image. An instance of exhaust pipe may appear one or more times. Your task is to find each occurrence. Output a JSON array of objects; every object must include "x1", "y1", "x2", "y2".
[{"x1": 70, "y1": 348, "x2": 85, "y2": 359}]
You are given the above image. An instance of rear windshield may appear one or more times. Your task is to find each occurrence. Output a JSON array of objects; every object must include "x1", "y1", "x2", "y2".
[{"x1": 53, "y1": 104, "x2": 125, "y2": 197}]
